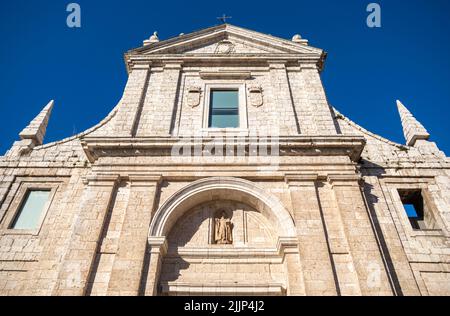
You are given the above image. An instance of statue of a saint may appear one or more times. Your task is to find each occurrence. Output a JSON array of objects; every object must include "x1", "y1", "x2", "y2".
[{"x1": 214, "y1": 211, "x2": 233, "y2": 245}]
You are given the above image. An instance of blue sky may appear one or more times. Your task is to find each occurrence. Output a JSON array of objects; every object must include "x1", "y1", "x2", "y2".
[{"x1": 1, "y1": 0, "x2": 449, "y2": 155}]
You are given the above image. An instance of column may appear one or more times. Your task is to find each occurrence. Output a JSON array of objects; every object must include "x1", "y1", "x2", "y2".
[
  {"x1": 107, "y1": 175, "x2": 161, "y2": 296},
  {"x1": 144, "y1": 237, "x2": 168, "y2": 296},
  {"x1": 285, "y1": 174, "x2": 337, "y2": 295},
  {"x1": 328, "y1": 175, "x2": 393, "y2": 296},
  {"x1": 53, "y1": 174, "x2": 120, "y2": 296}
]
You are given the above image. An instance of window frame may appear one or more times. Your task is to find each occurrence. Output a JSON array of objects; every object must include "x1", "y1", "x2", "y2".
[
  {"x1": 208, "y1": 89, "x2": 240, "y2": 129},
  {"x1": 398, "y1": 189, "x2": 428, "y2": 230},
  {"x1": 202, "y1": 83, "x2": 248, "y2": 135},
  {"x1": 382, "y1": 178, "x2": 443, "y2": 237},
  {"x1": 1, "y1": 182, "x2": 58, "y2": 236}
]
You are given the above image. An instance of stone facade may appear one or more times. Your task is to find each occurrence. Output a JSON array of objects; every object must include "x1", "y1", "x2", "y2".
[{"x1": 0, "y1": 24, "x2": 449, "y2": 296}]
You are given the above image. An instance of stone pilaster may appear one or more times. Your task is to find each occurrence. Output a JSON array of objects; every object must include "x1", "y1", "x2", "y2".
[
  {"x1": 112, "y1": 64, "x2": 151, "y2": 136},
  {"x1": 299, "y1": 63, "x2": 338, "y2": 135},
  {"x1": 53, "y1": 174, "x2": 120, "y2": 296},
  {"x1": 278, "y1": 237, "x2": 305, "y2": 296},
  {"x1": 106, "y1": 175, "x2": 161, "y2": 296},
  {"x1": 139, "y1": 61, "x2": 182, "y2": 136},
  {"x1": 328, "y1": 175, "x2": 393, "y2": 295},
  {"x1": 285, "y1": 174, "x2": 337, "y2": 295},
  {"x1": 268, "y1": 61, "x2": 299, "y2": 135},
  {"x1": 144, "y1": 237, "x2": 168, "y2": 296},
  {"x1": 363, "y1": 176, "x2": 421, "y2": 295},
  {"x1": 317, "y1": 181, "x2": 361, "y2": 296}
]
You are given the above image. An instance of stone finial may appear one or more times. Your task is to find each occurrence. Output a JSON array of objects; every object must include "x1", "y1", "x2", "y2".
[
  {"x1": 19, "y1": 100, "x2": 54, "y2": 146},
  {"x1": 292, "y1": 34, "x2": 309, "y2": 45},
  {"x1": 143, "y1": 31, "x2": 160, "y2": 45},
  {"x1": 396, "y1": 100, "x2": 430, "y2": 146},
  {"x1": 292, "y1": 34, "x2": 302, "y2": 42}
]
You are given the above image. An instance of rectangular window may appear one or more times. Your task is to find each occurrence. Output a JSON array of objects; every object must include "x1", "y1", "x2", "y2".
[
  {"x1": 11, "y1": 190, "x2": 50, "y2": 230},
  {"x1": 209, "y1": 90, "x2": 239, "y2": 128},
  {"x1": 398, "y1": 189, "x2": 436, "y2": 230}
]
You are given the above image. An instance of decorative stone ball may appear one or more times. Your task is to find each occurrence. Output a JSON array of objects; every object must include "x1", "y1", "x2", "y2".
[{"x1": 292, "y1": 34, "x2": 302, "y2": 42}]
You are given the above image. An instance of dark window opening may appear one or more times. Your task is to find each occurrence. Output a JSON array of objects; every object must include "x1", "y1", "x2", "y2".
[{"x1": 398, "y1": 189, "x2": 431, "y2": 230}]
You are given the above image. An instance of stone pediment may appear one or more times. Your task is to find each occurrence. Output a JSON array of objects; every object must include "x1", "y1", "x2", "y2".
[{"x1": 129, "y1": 24, "x2": 322, "y2": 57}]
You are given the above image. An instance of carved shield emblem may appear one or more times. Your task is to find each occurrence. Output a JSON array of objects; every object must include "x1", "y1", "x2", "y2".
[
  {"x1": 248, "y1": 86, "x2": 263, "y2": 107},
  {"x1": 187, "y1": 87, "x2": 201, "y2": 108},
  {"x1": 215, "y1": 40, "x2": 235, "y2": 54}
]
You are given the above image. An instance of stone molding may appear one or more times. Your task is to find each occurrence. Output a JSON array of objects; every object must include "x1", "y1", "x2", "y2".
[
  {"x1": 148, "y1": 177, "x2": 297, "y2": 238},
  {"x1": 327, "y1": 174, "x2": 362, "y2": 187},
  {"x1": 82, "y1": 174, "x2": 120, "y2": 186},
  {"x1": 199, "y1": 71, "x2": 252, "y2": 80},
  {"x1": 81, "y1": 135, "x2": 366, "y2": 163},
  {"x1": 160, "y1": 282, "x2": 286, "y2": 296},
  {"x1": 285, "y1": 173, "x2": 319, "y2": 187},
  {"x1": 148, "y1": 236, "x2": 168, "y2": 255}
]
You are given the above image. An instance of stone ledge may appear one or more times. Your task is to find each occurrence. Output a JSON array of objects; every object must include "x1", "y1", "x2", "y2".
[
  {"x1": 81, "y1": 135, "x2": 366, "y2": 163},
  {"x1": 160, "y1": 281, "x2": 286, "y2": 296},
  {"x1": 199, "y1": 71, "x2": 252, "y2": 80}
]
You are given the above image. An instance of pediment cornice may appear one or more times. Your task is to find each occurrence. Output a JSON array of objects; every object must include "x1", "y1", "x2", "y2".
[{"x1": 125, "y1": 24, "x2": 325, "y2": 72}]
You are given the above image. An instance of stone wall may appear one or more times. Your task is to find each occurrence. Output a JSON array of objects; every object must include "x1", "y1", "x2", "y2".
[{"x1": 0, "y1": 24, "x2": 449, "y2": 296}]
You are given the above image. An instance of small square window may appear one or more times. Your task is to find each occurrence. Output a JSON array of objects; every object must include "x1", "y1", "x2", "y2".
[
  {"x1": 398, "y1": 189, "x2": 437, "y2": 230},
  {"x1": 209, "y1": 90, "x2": 239, "y2": 128},
  {"x1": 10, "y1": 190, "x2": 50, "y2": 230}
]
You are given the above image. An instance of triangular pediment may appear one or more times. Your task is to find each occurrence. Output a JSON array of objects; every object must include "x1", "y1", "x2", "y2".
[{"x1": 130, "y1": 24, "x2": 322, "y2": 56}]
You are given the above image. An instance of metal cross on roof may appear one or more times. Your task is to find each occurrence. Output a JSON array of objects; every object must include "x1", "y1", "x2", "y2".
[{"x1": 217, "y1": 14, "x2": 232, "y2": 23}]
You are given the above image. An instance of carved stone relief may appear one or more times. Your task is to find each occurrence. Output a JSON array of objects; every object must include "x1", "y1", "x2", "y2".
[
  {"x1": 248, "y1": 86, "x2": 264, "y2": 107},
  {"x1": 187, "y1": 86, "x2": 202, "y2": 108},
  {"x1": 215, "y1": 40, "x2": 235, "y2": 54}
]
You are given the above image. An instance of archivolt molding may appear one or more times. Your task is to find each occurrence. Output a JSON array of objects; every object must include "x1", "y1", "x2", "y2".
[{"x1": 149, "y1": 177, "x2": 296, "y2": 238}]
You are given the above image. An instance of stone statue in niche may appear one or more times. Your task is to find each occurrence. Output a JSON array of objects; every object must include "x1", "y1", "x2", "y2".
[
  {"x1": 187, "y1": 87, "x2": 201, "y2": 108},
  {"x1": 214, "y1": 211, "x2": 233, "y2": 245},
  {"x1": 248, "y1": 86, "x2": 264, "y2": 107}
]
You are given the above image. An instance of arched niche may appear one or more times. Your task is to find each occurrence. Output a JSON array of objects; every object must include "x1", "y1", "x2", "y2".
[
  {"x1": 149, "y1": 177, "x2": 296, "y2": 239},
  {"x1": 144, "y1": 177, "x2": 303, "y2": 296}
]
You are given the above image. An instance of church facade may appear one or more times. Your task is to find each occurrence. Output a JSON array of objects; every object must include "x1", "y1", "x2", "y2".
[{"x1": 0, "y1": 24, "x2": 449, "y2": 296}]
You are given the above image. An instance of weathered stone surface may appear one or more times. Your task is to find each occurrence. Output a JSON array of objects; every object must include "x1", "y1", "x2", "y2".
[{"x1": 0, "y1": 24, "x2": 449, "y2": 296}]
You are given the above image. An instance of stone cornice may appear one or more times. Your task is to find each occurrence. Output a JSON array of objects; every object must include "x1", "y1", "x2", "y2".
[
  {"x1": 162, "y1": 237, "x2": 299, "y2": 259},
  {"x1": 327, "y1": 174, "x2": 362, "y2": 187},
  {"x1": 81, "y1": 135, "x2": 366, "y2": 163},
  {"x1": 127, "y1": 174, "x2": 162, "y2": 187},
  {"x1": 285, "y1": 173, "x2": 319, "y2": 187},
  {"x1": 82, "y1": 174, "x2": 120, "y2": 186},
  {"x1": 125, "y1": 54, "x2": 323, "y2": 73}
]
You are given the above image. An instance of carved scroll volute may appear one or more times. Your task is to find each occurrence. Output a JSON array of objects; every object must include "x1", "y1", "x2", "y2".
[
  {"x1": 248, "y1": 86, "x2": 264, "y2": 107},
  {"x1": 187, "y1": 87, "x2": 202, "y2": 108}
]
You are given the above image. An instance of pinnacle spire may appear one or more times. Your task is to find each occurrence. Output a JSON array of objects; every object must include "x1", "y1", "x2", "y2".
[
  {"x1": 19, "y1": 100, "x2": 54, "y2": 146},
  {"x1": 396, "y1": 100, "x2": 430, "y2": 146}
]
